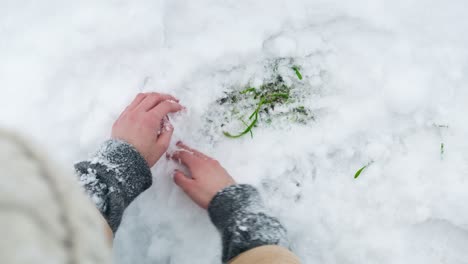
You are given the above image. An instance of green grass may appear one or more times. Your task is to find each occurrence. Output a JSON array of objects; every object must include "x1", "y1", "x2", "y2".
[
  {"x1": 354, "y1": 165, "x2": 368, "y2": 179},
  {"x1": 240, "y1": 87, "x2": 257, "y2": 94},
  {"x1": 433, "y1": 123, "x2": 448, "y2": 159},
  {"x1": 354, "y1": 161, "x2": 374, "y2": 179},
  {"x1": 440, "y1": 142, "x2": 445, "y2": 158},
  {"x1": 292, "y1": 66, "x2": 303, "y2": 80},
  {"x1": 217, "y1": 63, "x2": 312, "y2": 139},
  {"x1": 223, "y1": 76, "x2": 295, "y2": 138},
  {"x1": 224, "y1": 97, "x2": 266, "y2": 139},
  {"x1": 223, "y1": 112, "x2": 258, "y2": 138},
  {"x1": 240, "y1": 118, "x2": 254, "y2": 138}
]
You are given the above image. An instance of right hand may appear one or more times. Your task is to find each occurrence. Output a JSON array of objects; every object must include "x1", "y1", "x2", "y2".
[
  {"x1": 171, "y1": 142, "x2": 236, "y2": 209},
  {"x1": 111, "y1": 92, "x2": 184, "y2": 167}
]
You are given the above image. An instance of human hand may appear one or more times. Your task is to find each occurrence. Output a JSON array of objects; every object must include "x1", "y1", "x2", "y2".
[
  {"x1": 111, "y1": 92, "x2": 184, "y2": 167},
  {"x1": 171, "y1": 142, "x2": 236, "y2": 209}
]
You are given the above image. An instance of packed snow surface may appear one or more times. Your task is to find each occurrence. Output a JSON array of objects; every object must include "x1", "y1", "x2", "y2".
[{"x1": 2, "y1": 0, "x2": 468, "y2": 263}]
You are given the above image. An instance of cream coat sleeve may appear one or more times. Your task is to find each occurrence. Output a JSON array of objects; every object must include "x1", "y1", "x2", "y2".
[{"x1": 0, "y1": 129, "x2": 111, "y2": 264}]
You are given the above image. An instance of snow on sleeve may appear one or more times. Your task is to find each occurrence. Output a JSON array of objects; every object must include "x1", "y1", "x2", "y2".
[
  {"x1": 74, "y1": 139, "x2": 152, "y2": 233},
  {"x1": 208, "y1": 184, "x2": 290, "y2": 263}
]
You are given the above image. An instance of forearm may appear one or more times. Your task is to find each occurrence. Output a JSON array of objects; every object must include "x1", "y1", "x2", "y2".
[
  {"x1": 74, "y1": 139, "x2": 152, "y2": 233},
  {"x1": 208, "y1": 184, "x2": 290, "y2": 263}
]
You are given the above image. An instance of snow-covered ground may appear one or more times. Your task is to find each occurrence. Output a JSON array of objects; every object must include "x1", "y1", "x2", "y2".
[{"x1": 2, "y1": 0, "x2": 468, "y2": 263}]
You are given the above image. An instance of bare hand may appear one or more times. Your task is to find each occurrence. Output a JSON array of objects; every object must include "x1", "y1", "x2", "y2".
[
  {"x1": 171, "y1": 142, "x2": 236, "y2": 209},
  {"x1": 111, "y1": 92, "x2": 184, "y2": 167}
]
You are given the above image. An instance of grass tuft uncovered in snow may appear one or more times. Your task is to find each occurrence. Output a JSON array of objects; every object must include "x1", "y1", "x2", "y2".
[{"x1": 208, "y1": 58, "x2": 314, "y2": 139}]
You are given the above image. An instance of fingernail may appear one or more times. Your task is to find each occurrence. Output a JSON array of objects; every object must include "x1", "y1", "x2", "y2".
[{"x1": 176, "y1": 141, "x2": 182, "y2": 146}]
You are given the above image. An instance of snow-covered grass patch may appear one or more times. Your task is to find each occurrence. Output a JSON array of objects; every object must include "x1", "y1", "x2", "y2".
[{"x1": 205, "y1": 58, "x2": 315, "y2": 139}]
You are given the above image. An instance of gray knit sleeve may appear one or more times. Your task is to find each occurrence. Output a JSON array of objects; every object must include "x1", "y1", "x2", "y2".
[
  {"x1": 74, "y1": 139, "x2": 152, "y2": 233},
  {"x1": 208, "y1": 184, "x2": 290, "y2": 263}
]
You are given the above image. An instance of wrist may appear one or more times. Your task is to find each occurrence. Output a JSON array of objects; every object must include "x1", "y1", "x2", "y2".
[
  {"x1": 75, "y1": 139, "x2": 153, "y2": 232},
  {"x1": 207, "y1": 184, "x2": 263, "y2": 230}
]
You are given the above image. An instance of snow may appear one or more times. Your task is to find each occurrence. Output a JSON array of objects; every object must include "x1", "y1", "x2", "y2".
[{"x1": 2, "y1": 0, "x2": 468, "y2": 263}]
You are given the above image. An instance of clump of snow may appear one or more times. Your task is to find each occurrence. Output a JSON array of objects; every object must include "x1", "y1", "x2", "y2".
[{"x1": 2, "y1": 0, "x2": 468, "y2": 263}]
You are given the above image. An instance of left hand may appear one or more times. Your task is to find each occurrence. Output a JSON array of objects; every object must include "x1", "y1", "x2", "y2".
[
  {"x1": 111, "y1": 92, "x2": 184, "y2": 167},
  {"x1": 171, "y1": 142, "x2": 236, "y2": 209}
]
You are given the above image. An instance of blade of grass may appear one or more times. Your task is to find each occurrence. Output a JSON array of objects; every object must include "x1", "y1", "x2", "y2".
[
  {"x1": 240, "y1": 87, "x2": 256, "y2": 94},
  {"x1": 354, "y1": 165, "x2": 368, "y2": 179},
  {"x1": 249, "y1": 98, "x2": 266, "y2": 120},
  {"x1": 354, "y1": 161, "x2": 374, "y2": 179},
  {"x1": 240, "y1": 118, "x2": 254, "y2": 138},
  {"x1": 268, "y1": 93, "x2": 289, "y2": 100},
  {"x1": 440, "y1": 142, "x2": 444, "y2": 159},
  {"x1": 224, "y1": 113, "x2": 258, "y2": 138},
  {"x1": 292, "y1": 66, "x2": 303, "y2": 80}
]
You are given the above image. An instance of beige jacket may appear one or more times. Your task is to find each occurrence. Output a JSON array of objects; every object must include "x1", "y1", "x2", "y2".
[
  {"x1": 231, "y1": 246, "x2": 300, "y2": 264},
  {"x1": 0, "y1": 129, "x2": 110, "y2": 264}
]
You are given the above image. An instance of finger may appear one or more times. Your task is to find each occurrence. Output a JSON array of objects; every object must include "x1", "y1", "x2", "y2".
[
  {"x1": 176, "y1": 141, "x2": 212, "y2": 160},
  {"x1": 125, "y1": 93, "x2": 148, "y2": 112},
  {"x1": 154, "y1": 120, "x2": 174, "y2": 158},
  {"x1": 117, "y1": 93, "x2": 147, "y2": 120},
  {"x1": 173, "y1": 170, "x2": 195, "y2": 193},
  {"x1": 149, "y1": 100, "x2": 184, "y2": 119},
  {"x1": 136, "y1": 93, "x2": 179, "y2": 112},
  {"x1": 171, "y1": 150, "x2": 200, "y2": 169},
  {"x1": 157, "y1": 116, "x2": 170, "y2": 136}
]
